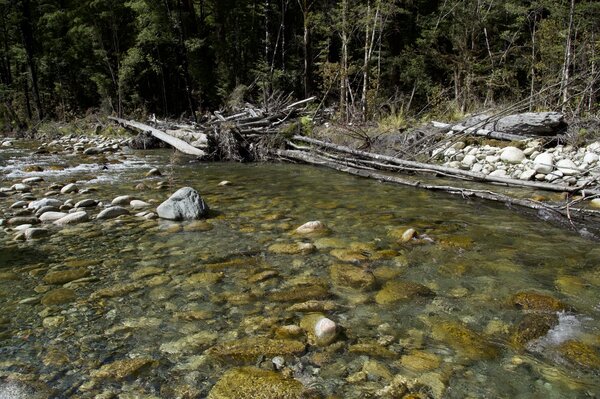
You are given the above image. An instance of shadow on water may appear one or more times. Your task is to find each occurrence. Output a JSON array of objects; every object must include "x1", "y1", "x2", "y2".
[{"x1": 0, "y1": 246, "x2": 49, "y2": 269}]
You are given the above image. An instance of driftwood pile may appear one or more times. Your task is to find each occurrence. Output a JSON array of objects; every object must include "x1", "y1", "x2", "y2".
[{"x1": 109, "y1": 96, "x2": 315, "y2": 161}]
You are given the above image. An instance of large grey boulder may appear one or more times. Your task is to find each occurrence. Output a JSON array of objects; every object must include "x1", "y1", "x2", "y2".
[{"x1": 156, "y1": 187, "x2": 208, "y2": 221}]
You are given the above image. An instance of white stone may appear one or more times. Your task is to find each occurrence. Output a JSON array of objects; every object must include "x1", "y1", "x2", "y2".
[
  {"x1": 112, "y1": 195, "x2": 132, "y2": 206},
  {"x1": 583, "y1": 152, "x2": 599, "y2": 164},
  {"x1": 485, "y1": 155, "x2": 500, "y2": 163},
  {"x1": 451, "y1": 141, "x2": 466, "y2": 150},
  {"x1": 545, "y1": 170, "x2": 563, "y2": 182},
  {"x1": 461, "y1": 154, "x2": 477, "y2": 167},
  {"x1": 96, "y1": 206, "x2": 129, "y2": 220},
  {"x1": 54, "y1": 211, "x2": 89, "y2": 225},
  {"x1": 519, "y1": 170, "x2": 536, "y2": 181},
  {"x1": 500, "y1": 147, "x2": 525, "y2": 164},
  {"x1": 218, "y1": 181, "x2": 232, "y2": 186},
  {"x1": 489, "y1": 169, "x2": 508, "y2": 178},
  {"x1": 315, "y1": 317, "x2": 337, "y2": 346},
  {"x1": 130, "y1": 200, "x2": 151, "y2": 209},
  {"x1": 471, "y1": 163, "x2": 483, "y2": 173},
  {"x1": 39, "y1": 211, "x2": 68, "y2": 222},
  {"x1": 587, "y1": 142, "x2": 600, "y2": 152},
  {"x1": 296, "y1": 221, "x2": 327, "y2": 234},
  {"x1": 60, "y1": 183, "x2": 78, "y2": 194},
  {"x1": 533, "y1": 152, "x2": 554, "y2": 174},
  {"x1": 11, "y1": 183, "x2": 31, "y2": 192},
  {"x1": 590, "y1": 199, "x2": 600, "y2": 209},
  {"x1": 22, "y1": 177, "x2": 43, "y2": 184},
  {"x1": 556, "y1": 159, "x2": 580, "y2": 176}
]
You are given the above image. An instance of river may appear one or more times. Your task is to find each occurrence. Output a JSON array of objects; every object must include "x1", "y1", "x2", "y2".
[{"x1": 1, "y1": 140, "x2": 599, "y2": 398}]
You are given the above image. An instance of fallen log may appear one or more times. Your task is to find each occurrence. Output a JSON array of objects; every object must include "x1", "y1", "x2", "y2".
[
  {"x1": 290, "y1": 135, "x2": 593, "y2": 194},
  {"x1": 109, "y1": 117, "x2": 206, "y2": 157}
]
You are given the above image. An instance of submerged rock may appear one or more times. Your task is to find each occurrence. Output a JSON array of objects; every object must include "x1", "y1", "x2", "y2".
[
  {"x1": 269, "y1": 284, "x2": 330, "y2": 302},
  {"x1": 431, "y1": 320, "x2": 499, "y2": 360},
  {"x1": 329, "y1": 263, "x2": 376, "y2": 291},
  {"x1": 91, "y1": 358, "x2": 157, "y2": 380},
  {"x1": 157, "y1": 187, "x2": 209, "y2": 220},
  {"x1": 41, "y1": 288, "x2": 76, "y2": 306},
  {"x1": 510, "y1": 313, "x2": 559, "y2": 349},
  {"x1": 510, "y1": 291, "x2": 572, "y2": 312},
  {"x1": 375, "y1": 280, "x2": 435, "y2": 305},
  {"x1": 558, "y1": 340, "x2": 600, "y2": 370},
  {"x1": 43, "y1": 268, "x2": 90, "y2": 285},
  {"x1": 208, "y1": 367, "x2": 307, "y2": 399},
  {"x1": 206, "y1": 337, "x2": 305, "y2": 362},
  {"x1": 400, "y1": 350, "x2": 442, "y2": 372}
]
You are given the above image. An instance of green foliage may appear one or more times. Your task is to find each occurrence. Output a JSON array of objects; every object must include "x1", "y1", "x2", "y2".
[{"x1": 0, "y1": 0, "x2": 598, "y2": 129}]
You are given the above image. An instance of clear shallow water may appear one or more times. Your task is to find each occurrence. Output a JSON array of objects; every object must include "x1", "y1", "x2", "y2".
[{"x1": 1, "y1": 142, "x2": 600, "y2": 398}]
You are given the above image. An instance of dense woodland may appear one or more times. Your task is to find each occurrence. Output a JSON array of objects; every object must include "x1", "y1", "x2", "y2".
[{"x1": 0, "y1": 0, "x2": 598, "y2": 130}]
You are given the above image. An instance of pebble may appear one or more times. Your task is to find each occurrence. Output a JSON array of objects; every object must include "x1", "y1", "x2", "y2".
[
  {"x1": 315, "y1": 317, "x2": 337, "y2": 346},
  {"x1": 96, "y1": 206, "x2": 129, "y2": 220},
  {"x1": 53, "y1": 211, "x2": 89, "y2": 225},
  {"x1": 74, "y1": 199, "x2": 98, "y2": 208},
  {"x1": 60, "y1": 183, "x2": 78, "y2": 194},
  {"x1": 112, "y1": 195, "x2": 132, "y2": 205},
  {"x1": 130, "y1": 200, "x2": 150, "y2": 209}
]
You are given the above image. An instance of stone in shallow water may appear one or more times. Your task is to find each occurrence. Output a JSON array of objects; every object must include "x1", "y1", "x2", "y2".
[
  {"x1": 400, "y1": 350, "x2": 442, "y2": 372},
  {"x1": 430, "y1": 320, "x2": 499, "y2": 360},
  {"x1": 160, "y1": 331, "x2": 219, "y2": 355},
  {"x1": 186, "y1": 272, "x2": 224, "y2": 286},
  {"x1": 207, "y1": 366, "x2": 307, "y2": 399},
  {"x1": 130, "y1": 266, "x2": 164, "y2": 280},
  {"x1": 349, "y1": 341, "x2": 397, "y2": 358},
  {"x1": 558, "y1": 340, "x2": 600, "y2": 370},
  {"x1": 60, "y1": 183, "x2": 78, "y2": 194},
  {"x1": 510, "y1": 291, "x2": 572, "y2": 312},
  {"x1": 206, "y1": 337, "x2": 305, "y2": 362},
  {"x1": 329, "y1": 248, "x2": 368, "y2": 262},
  {"x1": 375, "y1": 280, "x2": 435, "y2": 305},
  {"x1": 43, "y1": 268, "x2": 90, "y2": 285},
  {"x1": 41, "y1": 288, "x2": 76, "y2": 306},
  {"x1": 268, "y1": 242, "x2": 315, "y2": 255},
  {"x1": 91, "y1": 358, "x2": 157, "y2": 380},
  {"x1": 96, "y1": 206, "x2": 129, "y2": 220},
  {"x1": 329, "y1": 263, "x2": 376, "y2": 291},
  {"x1": 269, "y1": 285, "x2": 330, "y2": 303},
  {"x1": 156, "y1": 187, "x2": 208, "y2": 221},
  {"x1": 25, "y1": 227, "x2": 49, "y2": 240},
  {"x1": 510, "y1": 313, "x2": 559, "y2": 349},
  {"x1": 53, "y1": 211, "x2": 89, "y2": 225},
  {"x1": 39, "y1": 211, "x2": 68, "y2": 222},
  {"x1": 295, "y1": 220, "x2": 328, "y2": 235},
  {"x1": 112, "y1": 195, "x2": 132, "y2": 206}
]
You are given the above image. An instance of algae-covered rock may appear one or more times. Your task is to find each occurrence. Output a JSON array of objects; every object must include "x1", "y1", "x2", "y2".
[
  {"x1": 329, "y1": 263, "x2": 376, "y2": 291},
  {"x1": 269, "y1": 285, "x2": 330, "y2": 303},
  {"x1": 558, "y1": 340, "x2": 600, "y2": 370},
  {"x1": 91, "y1": 358, "x2": 157, "y2": 380},
  {"x1": 400, "y1": 350, "x2": 442, "y2": 372},
  {"x1": 330, "y1": 248, "x2": 369, "y2": 263},
  {"x1": 510, "y1": 291, "x2": 571, "y2": 312},
  {"x1": 510, "y1": 313, "x2": 559, "y2": 348},
  {"x1": 268, "y1": 242, "x2": 316, "y2": 255},
  {"x1": 285, "y1": 300, "x2": 338, "y2": 313},
  {"x1": 375, "y1": 280, "x2": 434, "y2": 305},
  {"x1": 91, "y1": 282, "x2": 142, "y2": 299},
  {"x1": 41, "y1": 288, "x2": 76, "y2": 306},
  {"x1": 349, "y1": 341, "x2": 397, "y2": 358},
  {"x1": 43, "y1": 268, "x2": 90, "y2": 285},
  {"x1": 206, "y1": 337, "x2": 305, "y2": 362},
  {"x1": 208, "y1": 367, "x2": 308, "y2": 399},
  {"x1": 431, "y1": 320, "x2": 499, "y2": 360},
  {"x1": 186, "y1": 272, "x2": 224, "y2": 286}
]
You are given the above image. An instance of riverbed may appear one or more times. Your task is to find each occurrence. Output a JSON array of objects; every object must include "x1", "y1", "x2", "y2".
[{"x1": 1, "y1": 139, "x2": 600, "y2": 398}]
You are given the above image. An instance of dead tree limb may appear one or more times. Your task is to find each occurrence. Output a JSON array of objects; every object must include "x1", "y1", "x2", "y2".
[
  {"x1": 109, "y1": 116, "x2": 206, "y2": 157},
  {"x1": 290, "y1": 135, "x2": 596, "y2": 194}
]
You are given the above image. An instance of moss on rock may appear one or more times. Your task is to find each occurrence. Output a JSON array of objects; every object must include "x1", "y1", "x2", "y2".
[
  {"x1": 510, "y1": 291, "x2": 572, "y2": 312},
  {"x1": 206, "y1": 337, "x2": 305, "y2": 362},
  {"x1": 375, "y1": 280, "x2": 434, "y2": 305},
  {"x1": 329, "y1": 263, "x2": 376, "y2": 291},
  {"x1": 208, "y1": 367, "x2": 310, "y2": 399}
]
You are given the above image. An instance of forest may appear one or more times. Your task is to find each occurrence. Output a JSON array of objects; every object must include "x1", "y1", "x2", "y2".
[{"x1": 0, "y1": 0, "x2": 598, "y2": 130}]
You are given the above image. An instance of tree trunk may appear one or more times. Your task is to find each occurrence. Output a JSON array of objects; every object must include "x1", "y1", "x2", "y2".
[
  {"x1": 560, "y1": 0, "x2": 575, "y2": 112},
  {"x1": 18, "y1": 0, "x2": 43, "y2": 121},
  {"x1": 297, "y1": 0, "x2": 311, "y2": 98},
  {"x1": 340, "y1": 0, "x2": 349, "y2": 122}
]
